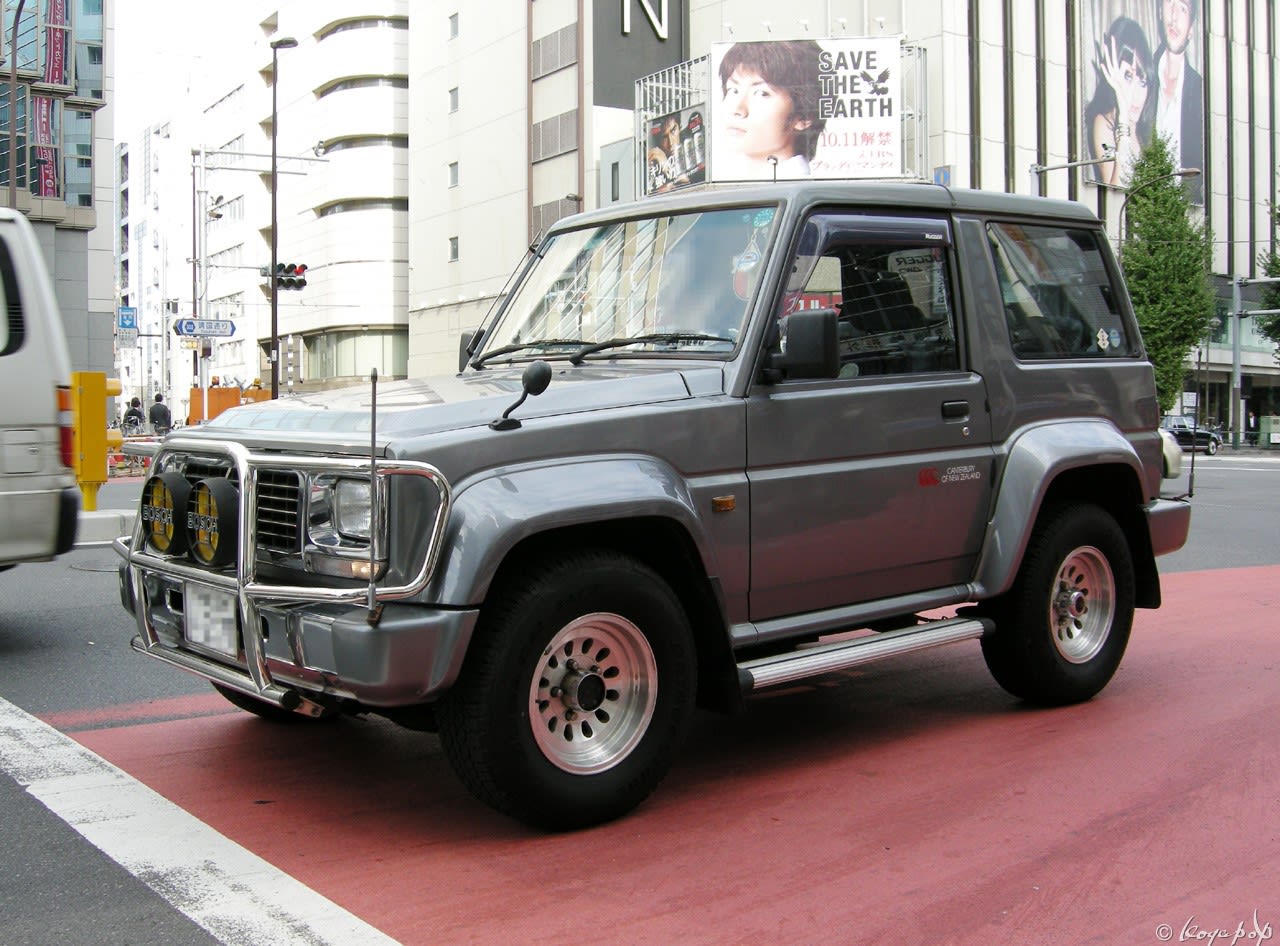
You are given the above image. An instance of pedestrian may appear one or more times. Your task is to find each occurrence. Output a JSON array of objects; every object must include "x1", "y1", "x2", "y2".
[
  {"x1": 123, "y1": 397, "x2": 145, "y2": 435},
  {"x1": 148, "y1": 393, "x2": 172, "y2": 436}
]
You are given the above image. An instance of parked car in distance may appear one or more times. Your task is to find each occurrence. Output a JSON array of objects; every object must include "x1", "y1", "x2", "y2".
[
  {"x1": 1159, "y1": 429, "x2": 1183, "y2": 478},
  {"x1": 1160, "y1": 415, "x2": 1221, "y2": 455}
]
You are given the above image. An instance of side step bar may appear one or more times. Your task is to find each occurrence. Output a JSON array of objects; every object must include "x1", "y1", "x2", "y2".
[{"x1": 738, "y1": 617, "x2": 993, "y2": 692}]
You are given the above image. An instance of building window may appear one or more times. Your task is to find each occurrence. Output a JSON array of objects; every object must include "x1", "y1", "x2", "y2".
[
  {"x1": 449, "y1": 12, "x2": 459, "y2": 38},
  {"x1": 611, "y1": 162, "x2": 620, "y2": 202},
  {"x1": 530, "y1": 109, "x2": 578, "y2": 162},
  {"x1": 316, "y1": 17, "x2": 408, "y2": 41},
  {"x1": 317, "y1": 197, "x2": 409, "y2": 217},
  {"x1": 448, "y1": 162, "x2": 459, "y2": 187},
  {"x1": 316, "y1": 76, "x2": 408, "y2": 99},
  {"x1": 324, "y1": 134, "x2": 408, "y2": 153},
  {"x1": 449, "y1": 87, "x2": 459, "y2": 112},
  {"x1": 449, "y1": 236, "x2": 459, "y2": 261},
  {"x1": 531, "y1": 24, "x2": 577, "y2": 80}
]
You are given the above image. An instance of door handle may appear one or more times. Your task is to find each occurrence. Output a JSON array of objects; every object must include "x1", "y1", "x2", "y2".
[{"x1": 941, "y1": 400, "x2": 969, "y2": 419}]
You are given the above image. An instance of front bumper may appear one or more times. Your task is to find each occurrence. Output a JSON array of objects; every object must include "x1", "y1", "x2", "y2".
[
  {"x1": 116, "y1": 538, "x2": 478, "y2": 709},
  {"x1": 115, "y1": 438, "x2": 461, "y2": 714}
]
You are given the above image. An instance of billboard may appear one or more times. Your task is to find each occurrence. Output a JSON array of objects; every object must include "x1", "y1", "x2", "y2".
[
  {"x1": 595, "y1": 0, "x2": 688, "y2": 109},
  {"x1": 708, "y1": 37, "x2": 902, "y2": 183},
  {"x1": 1080, "y1": 0, "x2": 1203, "y2": 200},
  {"x1": 643, "y1": 106, "x2": 706, "y2": 195}
]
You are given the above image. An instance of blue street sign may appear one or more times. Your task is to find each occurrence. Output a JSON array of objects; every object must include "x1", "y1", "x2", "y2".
[
  {"x1": 174, "y1": 318, "x2": 236, "y2": 337},
  {"x1": 117, "y1": 306, "x2": 138, "y2": 330}
]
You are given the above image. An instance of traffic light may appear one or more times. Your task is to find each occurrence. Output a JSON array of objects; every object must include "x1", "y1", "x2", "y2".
[
  {"x1": 275, "y1": 262, "x2": 308, "y2": 290},
  {"x1": 70, "y1": 371, "x2": 123, "y2": 511}
]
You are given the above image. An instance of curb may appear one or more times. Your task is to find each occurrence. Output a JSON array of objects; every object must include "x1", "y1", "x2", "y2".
[{"x1": 76, "y1": 510, "x2": 135, "y2": 548}]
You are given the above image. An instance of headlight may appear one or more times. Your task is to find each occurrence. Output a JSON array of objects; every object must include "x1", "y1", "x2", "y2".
[{"x1": 332, "y1": 478, "x2": 372, "y2": 540}]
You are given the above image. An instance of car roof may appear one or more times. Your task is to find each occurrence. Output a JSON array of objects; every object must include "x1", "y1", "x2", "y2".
[{"x1": 549, "y1": 181, "x2": 1100, "y2": 238}]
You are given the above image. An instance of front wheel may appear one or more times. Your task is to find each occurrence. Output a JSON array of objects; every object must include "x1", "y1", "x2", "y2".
[
  {"x1": 1205, "y1": 438, "x2": 1220, "y2": 455},
  {"x1": 438, "y1": 550, "x2": 696, "y2": 830},
  {"x1": 980, "y1": 503, "x2": 1135, "y2": 706}
]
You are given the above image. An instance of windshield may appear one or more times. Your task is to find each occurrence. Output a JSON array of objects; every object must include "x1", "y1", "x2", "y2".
[{"x1": 476, "y1": 206, "x2": 779, "y2": 364}]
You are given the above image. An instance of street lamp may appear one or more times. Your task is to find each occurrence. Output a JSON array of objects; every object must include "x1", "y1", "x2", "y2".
[
  {"x1": 7, "y1": 0, "x2": 27, "y2": 210},
  {"x1": 269, "y1": 36, "x2": 298, "y2": 399},
  {"x1": 1118, "y1": 168, "x2": 1201, "y2": 244},
  {"x1": 1027, "y1": 144, "x2": 1114, "y2": 195}
]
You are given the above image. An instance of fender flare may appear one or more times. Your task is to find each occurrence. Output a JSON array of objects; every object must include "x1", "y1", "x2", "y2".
[
  {"x1": 971, "y1": 421, "x2": 1146, "y2": 599},
  {"x1": 427, "y1": 454, "x2": 720, "y2": 606}
]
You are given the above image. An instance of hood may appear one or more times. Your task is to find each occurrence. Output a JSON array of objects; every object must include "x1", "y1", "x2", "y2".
[{"x1": 199, "y1": 363, "x2": 725, "y2": 445}]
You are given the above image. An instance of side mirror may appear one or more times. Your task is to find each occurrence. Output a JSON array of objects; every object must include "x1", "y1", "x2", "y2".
[
  {"x1": 489, "y1": 360, "x2": 553, "y2": 430},
  {"x1": 763, "y1": 308, "x2": 839, "y2": 382},
  {"x1": 459, "y1": 329, "x2": 483, "y2": 372}
]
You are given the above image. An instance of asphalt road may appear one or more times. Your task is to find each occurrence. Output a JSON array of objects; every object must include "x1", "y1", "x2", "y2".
[{"x1": 1, "y1": 451, "x2": 1277, "y2": 945}]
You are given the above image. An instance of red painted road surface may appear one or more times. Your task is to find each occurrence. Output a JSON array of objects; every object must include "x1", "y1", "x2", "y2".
[{"x1": 55, "y1": 565, "x2": 1279, "y2": 945}]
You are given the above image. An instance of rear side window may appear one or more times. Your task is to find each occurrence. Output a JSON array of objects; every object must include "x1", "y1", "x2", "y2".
[
  {"x1": 987, "y1": 222, "x2": 1136, "y2": 359},
  {"x1": 0, "y1": 236, "x2": 23, "y2": 356}
]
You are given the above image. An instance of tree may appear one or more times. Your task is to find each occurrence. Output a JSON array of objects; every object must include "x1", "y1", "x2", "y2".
[
  {"x1": 1256, "y1": 230, "x2": 1280, "y2": 360},
  {"x1": 1119, "y1": 136, "x2": 1215, "y2": 414}
]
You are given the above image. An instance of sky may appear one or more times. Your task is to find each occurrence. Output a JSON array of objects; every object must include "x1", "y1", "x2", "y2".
[{"x1": 112, "y1": 1, "x2": 232, "y2": 142}]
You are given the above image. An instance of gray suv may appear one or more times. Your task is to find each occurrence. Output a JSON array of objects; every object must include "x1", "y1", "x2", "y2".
[{"x1": 115, "y1": 182, "x2": 1190, "y2": 829}]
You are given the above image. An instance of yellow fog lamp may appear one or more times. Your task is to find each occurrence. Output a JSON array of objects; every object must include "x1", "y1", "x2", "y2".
[
  {"x1": 141, "y1": 472, "x2": 191, "y2": 555},
  {"x1": 186, "y1": 478, "x2": 240, "y2": 568}
]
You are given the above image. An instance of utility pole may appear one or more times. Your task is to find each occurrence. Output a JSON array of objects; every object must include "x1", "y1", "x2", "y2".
[{"x1": 1229, "y1": 275, "x2": 1280, "y2": 449}]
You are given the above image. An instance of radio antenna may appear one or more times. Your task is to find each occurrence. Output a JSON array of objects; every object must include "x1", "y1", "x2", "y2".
[{"x1": 366, "y1": 367, "x2": 382, "y2": 625}]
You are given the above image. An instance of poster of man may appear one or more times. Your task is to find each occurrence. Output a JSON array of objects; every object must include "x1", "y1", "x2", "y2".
[
  {"x1": 644, "y1": 107, "x2": 707, "y2": 196},
  {"x1": 708, "y1": 37, "x2": 902, "y2": 183},
  {"x1": 1080, "y1": 0, "x2": 1203, "y2": 199}
]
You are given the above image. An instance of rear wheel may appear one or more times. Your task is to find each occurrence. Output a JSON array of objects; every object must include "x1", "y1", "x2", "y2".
[
  {"x1": 981, "y1": 503, "x2": 1135, "y2": 706},
  {"x1": 438, "y1": 550, "x2": 696, "y2": 830}
]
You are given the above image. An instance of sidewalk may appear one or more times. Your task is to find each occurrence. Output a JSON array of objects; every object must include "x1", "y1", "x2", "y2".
[{"x1": 74, "y1": 473, "x2": 145, "y2": 548}]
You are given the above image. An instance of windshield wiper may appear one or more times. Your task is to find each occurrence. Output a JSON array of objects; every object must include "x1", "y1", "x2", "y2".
[
  {"x1": 568, "y1": 332, "x2": 735, "y2": 365},
  {"x1": 473, "y1": 338, "x2": 586, "y2": 368}
]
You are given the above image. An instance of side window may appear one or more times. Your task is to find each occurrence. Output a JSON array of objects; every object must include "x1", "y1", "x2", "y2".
[
  {"x1": 0, "y1": 238, "x2": 23, "y2": 356},
  {"x1": 987, "y1": 221, "x2": 1136, "y2": 359},
  {"x1": 783, "y1": 216, "x2": 959, "y2": 378}
]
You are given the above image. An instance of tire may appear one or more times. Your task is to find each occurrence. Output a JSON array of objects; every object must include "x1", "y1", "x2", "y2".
[
  {"x1": 211, "y1": 682, "x2": 336, "y2": 723},
  {"x1": 1205, "y1": 438, "x2": 1219, "y2": 455},
  {"x1": 437, "y1": 549, "x2": 696, "y2": 830},
  {"x1": 980, "y1": 503, "x2": 1135, "y2": 706}
]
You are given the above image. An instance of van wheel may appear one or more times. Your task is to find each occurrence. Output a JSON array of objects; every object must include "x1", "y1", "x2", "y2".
[
  {"x1": 438, "y1": 550, "x2": 696, "y2": 830},
  {"x1": 981, "y1": 503, "x2": 1134, "y2": 706}
]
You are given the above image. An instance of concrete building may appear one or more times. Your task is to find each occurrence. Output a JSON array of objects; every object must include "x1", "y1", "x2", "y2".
[
  {"x1": 109, "y1": 1, "x2": 1279, "y2": 434},
  {"x1": 410, "y1": 0, "x2": 1280, "y2": 432},
  {"x1": 114, "y1": 1, "x2": 409, "y2": 421},
  {"x1": 1, "y1": 0, "x2": 112, "y2": 376}
]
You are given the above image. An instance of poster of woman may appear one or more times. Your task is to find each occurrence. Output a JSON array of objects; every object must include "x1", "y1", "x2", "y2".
[
  {"x1": 1080, "y1": 0, "x2": 1203, "y2": 197},
  {"x1": 708, "y1": 37, "x2": 902, "y2": 183}
]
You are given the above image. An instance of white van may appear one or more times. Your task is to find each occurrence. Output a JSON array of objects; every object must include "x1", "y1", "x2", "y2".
[{"x1": 0, "y1": 208, "x2": 78, "y2": 570}]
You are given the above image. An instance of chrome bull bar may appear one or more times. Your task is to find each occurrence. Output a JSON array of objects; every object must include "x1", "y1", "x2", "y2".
[{"x1": 116, "y1": 437, "x2": 451, "y2": 710}]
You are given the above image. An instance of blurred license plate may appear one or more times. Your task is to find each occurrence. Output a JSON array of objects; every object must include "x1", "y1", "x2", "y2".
[{"x1": 184, "y1": 585, "x2": 240, "y2": 657}]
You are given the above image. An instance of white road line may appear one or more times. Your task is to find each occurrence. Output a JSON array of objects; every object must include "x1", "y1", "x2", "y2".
[{"x1": 0, "y1": 696, "x2": 402, "y2": 946}]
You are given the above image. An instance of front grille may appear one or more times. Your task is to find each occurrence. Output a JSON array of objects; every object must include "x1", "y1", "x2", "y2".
[
  {"x1": 182, "y1": 457, "x2": 236, "y2": 485},
  {"x1": 256, "y1": 470, "x2": 303, "y2": 552}
]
